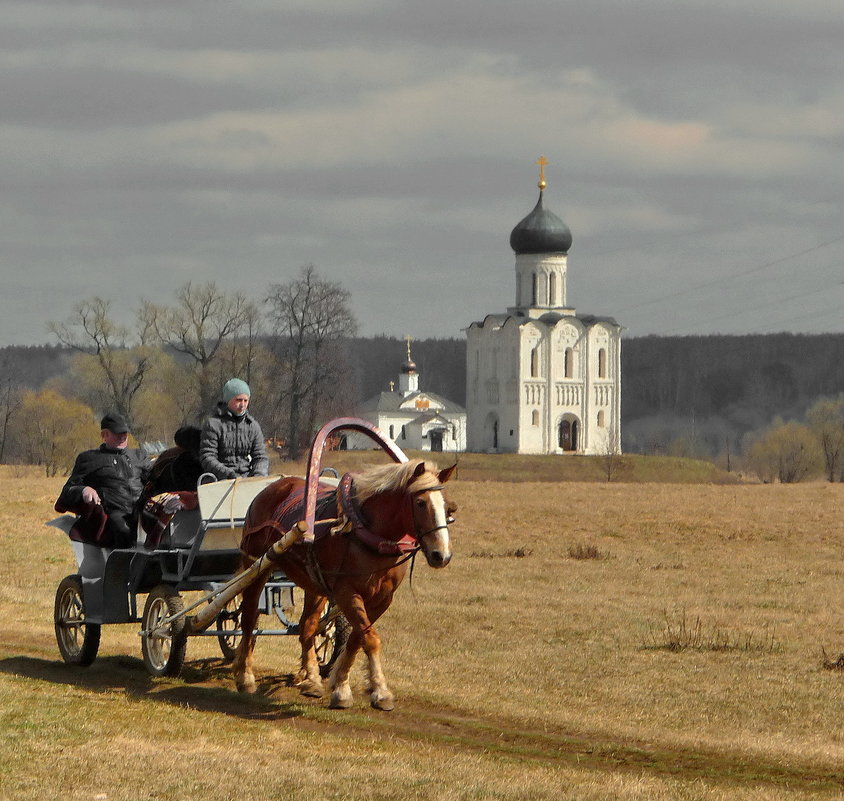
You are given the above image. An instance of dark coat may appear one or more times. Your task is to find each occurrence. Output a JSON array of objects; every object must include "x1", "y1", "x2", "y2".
[
  {"x1": 199, "y1": 402, "x2": 269, "y2": 479},
  {"x1": 56, "y1": 445, "x2": 152, "y2": 545},
  {"x1": 145, "y1": 426, "x2": 204, "y2": 494}
]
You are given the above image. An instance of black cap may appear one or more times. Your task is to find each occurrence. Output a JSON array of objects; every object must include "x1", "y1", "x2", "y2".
[{"x1": 100, "y1": 412, "x2": 130, "y2": 434}]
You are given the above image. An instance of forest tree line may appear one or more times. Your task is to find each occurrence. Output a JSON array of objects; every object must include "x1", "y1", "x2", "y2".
[{"x1": 0, "y1": 286, "x2": 841, "y2": 479}]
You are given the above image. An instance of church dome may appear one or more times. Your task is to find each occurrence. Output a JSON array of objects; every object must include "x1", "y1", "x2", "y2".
[
  {"x1": 401, "y1": 359, "x2": 417, "y2": 374},
  {"x1": 509, "y1": 191, "x2": 572, "y2": 254}
]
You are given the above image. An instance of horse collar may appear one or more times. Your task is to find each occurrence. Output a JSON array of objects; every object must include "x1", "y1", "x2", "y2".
[{"x1": 339, "y1": 471, "x2": 418, "y2": 556}]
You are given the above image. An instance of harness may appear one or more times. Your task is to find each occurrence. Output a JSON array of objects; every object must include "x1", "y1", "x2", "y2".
[
  {"x1": 337, "y1": 472, "x2": 448, "y2": 556},
  {"x1": 244, "y1": 468, "x2": 449, "y2": 597}
]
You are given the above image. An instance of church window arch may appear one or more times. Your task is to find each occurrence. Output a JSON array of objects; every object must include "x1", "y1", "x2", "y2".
[
  {"x1": 530, "y1": 344, "x2": 541, "y2": 377},
  {"x1": 549, "y1": 272, "x2": 557, "y2": 306},
  {"x1": 564, "y1": 347, "x2": 573, "y2": 378},
  {"x1": 597, "y1": 410, "x2": 605, "y2": 428},
  {"x1": 531, "y1": 409, "x2": 539, "y2": 427},
  {"x1": 598, "y1": 347, "x2": 607, "y2": 378},
  {"x1": 531, "y1": 273, "x2": 537, "y2": 306},
  {"x1": 389, "y1": 425, "x2": 394, "y2": 439}
]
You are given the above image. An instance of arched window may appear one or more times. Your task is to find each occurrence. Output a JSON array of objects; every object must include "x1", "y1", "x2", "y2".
[
  {"x1": 598, "y1": 348, "x2": 607, "y2": 378},
  {"x1": 564, "y1": 347, "x2": 573, "y2": 378},
  {"x1": 530, "y1": 344, "x2": 540, "y2": 377},
  {"x1": 597, "y1": 410, "x2": 605, "y2": 428},
  {"x1": 389, "y1": 424, "x2": 394, "y2": 439},
  {"x1": 549, "y1": 272, "x2": 557, "y2": 306},
  {"x1": 531, "y1": 273, "x2": 537, "y2": 306},
  {"x1": 531, "y1": 409, "x2": 539, "y2": 426}
]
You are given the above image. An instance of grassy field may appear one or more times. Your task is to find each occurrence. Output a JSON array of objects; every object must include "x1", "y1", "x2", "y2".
[{"x1": 1, "y1": 460, "x2": 843, "y2": 800}]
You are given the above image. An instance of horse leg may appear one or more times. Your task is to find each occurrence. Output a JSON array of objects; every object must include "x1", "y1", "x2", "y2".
[
  {"x1": 294, "y1": 592, "x2": 328, "y2": 697},
  {"x1": 362, "y1": 625, "x2": 394, "y2": 711},
  {"x1": 327, "y1": 595, "x2": 394, "y2": 711},
  {"x1": 326, "y1": 627, "x2": 361, "y2": 709},
  {"x1": 231, "y1": 579, "x2": 263, "y2": 694}
]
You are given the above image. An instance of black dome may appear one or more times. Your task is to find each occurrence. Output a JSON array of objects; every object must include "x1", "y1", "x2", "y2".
[{"x1": 509, "y1": 191, "x2": 572, "y2": 254}]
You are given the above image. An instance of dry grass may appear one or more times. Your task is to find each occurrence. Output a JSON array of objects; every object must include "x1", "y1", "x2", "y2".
[
  {"x1": 1, "y1": 464, "x2": 844, "y2": 800},
  {"x1": 272, "y1": 448, "x2": 740, "y2": 484}
]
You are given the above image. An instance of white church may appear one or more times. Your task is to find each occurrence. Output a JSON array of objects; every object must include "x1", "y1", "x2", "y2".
[
  {"x1": 348, "y1": 341, "x2": 467, "y2": 453},
  {"x1": 466, "y1": 160, "x2": 622, "y2": 455}
]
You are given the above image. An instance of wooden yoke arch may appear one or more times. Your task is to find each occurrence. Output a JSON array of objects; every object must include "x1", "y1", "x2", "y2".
[{"x1": 303, "y1": 417, "x2": 408, "y2": 543}]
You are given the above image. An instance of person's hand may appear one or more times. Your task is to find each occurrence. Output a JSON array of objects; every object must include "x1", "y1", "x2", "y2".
[{"x1": 81, "y1": 486, "x2": 101, "y2": 505}]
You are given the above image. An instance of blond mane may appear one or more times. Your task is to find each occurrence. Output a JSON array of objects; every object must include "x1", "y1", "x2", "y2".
[{"x1": 352, "y1": 459, "x2": 440, "y2": 505}]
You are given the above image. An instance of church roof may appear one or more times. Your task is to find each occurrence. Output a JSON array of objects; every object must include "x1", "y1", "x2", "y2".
[
  {"x1": 509, "y1": 190, "x2": 572, "y2": 255},
  {"x1": 406, "y1": 411, "x2": 452, "y2": 428},
  {"x1": 468, "y1": 311, "x2": 620, "y2": 330},
  {"x1": 356, "y1": 390, "x2": 465, "y2": 415}
]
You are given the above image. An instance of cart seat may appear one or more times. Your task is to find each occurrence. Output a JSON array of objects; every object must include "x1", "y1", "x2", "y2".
[{"x1": 172, "y1": 475, "x2": 280, "y2": 551}]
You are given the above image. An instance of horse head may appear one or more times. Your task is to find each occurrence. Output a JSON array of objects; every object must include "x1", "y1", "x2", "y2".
[{"x1": 407, "y1": 461, "x2": 456, "y2": 569}]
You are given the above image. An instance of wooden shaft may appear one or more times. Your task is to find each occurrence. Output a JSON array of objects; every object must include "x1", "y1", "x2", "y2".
[{"x1": 186, "y1": 521, "x2": 307, "y2": 634}]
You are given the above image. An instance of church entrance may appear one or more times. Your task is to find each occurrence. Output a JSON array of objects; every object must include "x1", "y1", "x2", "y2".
[
  {"x1": 483, "y1": 413, "x2": 499, "y2": 452},
  {"x1": 429, "y1": 430, "x2": 444, "y2": 452},
  {"x1": 558, "y1": 417, "x2": 579, "y2": 452}
]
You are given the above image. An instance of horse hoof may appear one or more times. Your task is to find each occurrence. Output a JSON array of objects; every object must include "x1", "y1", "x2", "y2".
[
  {"x1": 329, "y1": 692, "x2": 354, "y2": 709},
  {"x1": 370, "y1": 694, "x2": 395, "y2": 712},
  {"x1": 298, "y1": 680, "x2": 324, "y2": 698}
]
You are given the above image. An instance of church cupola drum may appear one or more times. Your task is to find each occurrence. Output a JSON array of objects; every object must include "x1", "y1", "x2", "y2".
[{"x1": 465, "y1": 158, "x2": 622, "y2": 455}]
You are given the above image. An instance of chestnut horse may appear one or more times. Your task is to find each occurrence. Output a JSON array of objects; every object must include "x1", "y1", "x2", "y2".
[{"x1": 232, "y1": 459, "x2": 456, "y2": 710}]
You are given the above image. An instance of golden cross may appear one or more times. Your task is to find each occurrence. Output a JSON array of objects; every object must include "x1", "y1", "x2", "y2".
[
  {"x1": 404, "y1": 334, "x2": 413, "y2": 361},
  {"x1": 536, "y1": 155, "x2": 549, "y2": 189}
]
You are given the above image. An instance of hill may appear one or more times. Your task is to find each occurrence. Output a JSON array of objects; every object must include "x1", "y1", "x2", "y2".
[{"x1": 272, "y1": 449, "x2": 740, "y2": 484}]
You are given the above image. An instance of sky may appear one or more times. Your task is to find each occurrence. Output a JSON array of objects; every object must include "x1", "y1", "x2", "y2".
[{"x1": 1, "y1": 0, "x2": 842, "y2": 347}]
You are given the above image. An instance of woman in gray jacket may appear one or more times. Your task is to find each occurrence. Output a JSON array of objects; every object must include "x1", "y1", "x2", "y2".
[{"x1": 199, "y1": 378, "x2": 269, "y2": 480}]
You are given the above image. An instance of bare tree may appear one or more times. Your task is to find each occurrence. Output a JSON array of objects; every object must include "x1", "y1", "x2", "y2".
[
  {"x1": 806, "y1": 395, "x2": 844, "y2": 482},
  {"x1": 0, "y1": 374, "x2": 22, "y2": 463},
  {"x1": 265, "y1": 265, "x2": 358, "y2": 459},
  {"x1": 599, "y1": 428, "x2": 626, "y2": 482},
  {"x1": 140, "y1": 282, "x2": 258, "y2": 415},
  {"x1": 49, "y1": 298, "x2": 152, "y2": 430}
]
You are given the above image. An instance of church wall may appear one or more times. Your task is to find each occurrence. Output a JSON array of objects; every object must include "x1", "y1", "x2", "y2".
[
  {"x1": 346, "y1": 410, "x2": 466, "y2": 452},
  {"x1": 548, "y1": 319, "x2": 586, "y2": 454},
  {"x1": 579, "y1": 323, "x2": 621, "y2": 455},
  {"x1": 516, "y1": 320, "x2": 547, "y2": 453},
  {"x1": 466, "y1": 320, "x2": 520, "y2": 452}
]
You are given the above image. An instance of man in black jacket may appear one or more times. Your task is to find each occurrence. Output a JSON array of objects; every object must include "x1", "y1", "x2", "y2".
[{"x1": 56, "y1": 412, "x2": 152, "y2": 548}]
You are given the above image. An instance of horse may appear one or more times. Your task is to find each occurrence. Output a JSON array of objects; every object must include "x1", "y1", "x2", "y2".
[{"x1": 232, "y1": 458, "x2": 456, "y2": 710}]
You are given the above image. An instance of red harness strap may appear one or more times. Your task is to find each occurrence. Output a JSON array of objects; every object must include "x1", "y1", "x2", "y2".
[{"x1": 338, "y1": 472, "x2": 418, "y2": 556}]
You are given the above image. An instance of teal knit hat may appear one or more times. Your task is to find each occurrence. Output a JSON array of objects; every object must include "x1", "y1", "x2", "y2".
[{"x1": 222, "y1": 378, "x2": 251, "y2": 402}]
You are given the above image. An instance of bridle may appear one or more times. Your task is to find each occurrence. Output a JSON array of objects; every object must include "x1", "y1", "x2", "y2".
[{"x1": 408, "y1": 482, "x2": 454, "y2": 540}]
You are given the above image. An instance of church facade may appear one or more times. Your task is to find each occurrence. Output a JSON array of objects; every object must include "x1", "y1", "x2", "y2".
[
  {"x1": 466, "y1": 164, "x2": 622, "y2": 455},
  {"x1": 348, "y1": 344, "x2": 467, "y2": 453}
]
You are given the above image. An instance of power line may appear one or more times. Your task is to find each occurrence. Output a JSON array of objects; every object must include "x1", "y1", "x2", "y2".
[{"x1": 613, "y1": 234, "x2": 844, "y2": 316}]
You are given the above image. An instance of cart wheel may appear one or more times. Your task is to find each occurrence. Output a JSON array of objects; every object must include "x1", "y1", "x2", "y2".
[
  {"x1": 141, "y1": 584, "x2": 188, "y2": 677},
  {"x1": 54, "y1": 575, "x2": 101, "y2": 666},
  {"x1": 317, "y1": 605, "x2": 351, "y2": 678},
  {"x1": 215, "y1": 594, "x2": 242, "y2": 663}
]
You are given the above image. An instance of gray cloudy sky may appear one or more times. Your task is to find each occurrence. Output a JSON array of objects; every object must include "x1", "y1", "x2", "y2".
[{"x1": 2, "y1": 0, "x2": 842, "y2": 346}]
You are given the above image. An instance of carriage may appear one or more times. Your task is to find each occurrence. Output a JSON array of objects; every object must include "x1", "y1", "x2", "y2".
[
  {"x1": 48, "y1": 418, "x2": 392, "y2": 678},
  {"x1": 49, "y1": 469, "x2": 352, "y2": 678},
  {"x1": 50, "y1": 417, "x2": 455, "y2": 709}
]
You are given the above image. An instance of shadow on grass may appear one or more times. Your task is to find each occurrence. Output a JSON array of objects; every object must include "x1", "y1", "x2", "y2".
[{"x1": 0, "y1": 654, "x2": 308, "y2": 721}]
